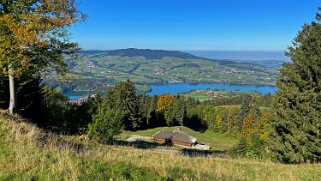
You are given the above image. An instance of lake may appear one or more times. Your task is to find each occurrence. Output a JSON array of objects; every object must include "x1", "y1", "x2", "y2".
[
  {"x1": 147, "y1": 83, "x2": 277, "y2": 96},
  {"x1": 69, "y1": 95, "x2": 83, "y2": 100},
  {"x1": 67, "y1": 83, "x2": 277, "y2": 99}
]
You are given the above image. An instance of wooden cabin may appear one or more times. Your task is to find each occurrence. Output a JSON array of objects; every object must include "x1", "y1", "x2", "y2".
[{"x1": 153, "y1": 129, "x2": 197, "y2": 147}]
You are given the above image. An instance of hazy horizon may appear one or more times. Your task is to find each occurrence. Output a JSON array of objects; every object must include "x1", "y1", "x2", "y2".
[{"x1": 187, "y1": 50, "x2": 290, "y2": 61}]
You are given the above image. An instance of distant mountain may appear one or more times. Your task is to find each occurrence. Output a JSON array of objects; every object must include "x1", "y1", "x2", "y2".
[
  {"x1": 81, "y1": 48, "x2": 281, "y2": 69},
  {"x1": 82, "y1": 48, "x2": 200, "y2": 60}
]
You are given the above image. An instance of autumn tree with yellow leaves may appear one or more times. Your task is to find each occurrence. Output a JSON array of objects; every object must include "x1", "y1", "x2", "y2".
[
  {"x1": 0, "y1": 0, "x2": 84, "y2": 114},
  {"x1": 157, "y1": 94, "x2": 176, "y2": 126}
]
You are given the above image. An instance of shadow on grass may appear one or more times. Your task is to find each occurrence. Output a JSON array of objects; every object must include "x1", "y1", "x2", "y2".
[
  {"x1": 35, "y1": 133, "x2": 87, "y2": 153},
  {"x1": 113, "y1": 139, "x2": 228, "y2": 158},
  {"x1": 180, "y1": 149, "x2": 227, "y2": 157},
  {"x1": 114, "y1": 140, "x2": 173, "y2": 149}
]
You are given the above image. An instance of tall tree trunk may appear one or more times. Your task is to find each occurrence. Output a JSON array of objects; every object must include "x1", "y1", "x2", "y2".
[{"x1": 8, "y1": 67, "x2": 16, "y2": 114}]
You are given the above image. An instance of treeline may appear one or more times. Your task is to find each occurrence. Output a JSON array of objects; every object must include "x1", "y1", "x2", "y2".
[{"x1": 0, "y1": 74, "x2": 272, "y2": 157}]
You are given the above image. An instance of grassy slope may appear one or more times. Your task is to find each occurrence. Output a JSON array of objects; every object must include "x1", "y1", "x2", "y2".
[
  {"x1": 182, "y1": 90, "x2": 261, "y2": 102},
  {"x1": 0, "y1": 115, "x2": 321, "y2": 181},
  {"x1": 123, "y1": 126, "x2": 239, "y2": 151},
  {"x1": 183, "y1": 92, "x2": 211, "y2": 101}
]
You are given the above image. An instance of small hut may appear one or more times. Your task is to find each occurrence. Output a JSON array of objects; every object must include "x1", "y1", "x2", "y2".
[{"x1": 153, "y1": 129, "x2": 197, "y2": 147}]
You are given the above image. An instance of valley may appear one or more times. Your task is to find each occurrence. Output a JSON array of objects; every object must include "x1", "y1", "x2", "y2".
[{"x1": 44, "y1": 49, "x2": 280, "y2": 95}]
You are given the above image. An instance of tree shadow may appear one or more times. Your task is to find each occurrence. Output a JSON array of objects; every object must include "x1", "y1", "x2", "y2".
[
  {"x1": 183, "y1": 115, "x2": 208, "y2": 133},
  {"x1": 180, "y1": 149, "x2": 226, "y2": 157},
  {"x1": 114, "y1": 140, "x2": 173, "y2": 149}
]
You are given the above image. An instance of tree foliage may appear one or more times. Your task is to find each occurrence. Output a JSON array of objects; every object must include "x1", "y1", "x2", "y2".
[
  {"x1": 270, "y1": 8, "x2": 321, "y2": 163},
  {"x1": 115, "y1": 80, "x2": 142, "y2": 130},
  {"x1": 0, "y1": 0, "x2": 84, "y2": 114},
  {"x1": 157, "y1": 94, "x2": 175, "y2": 113},
  {"x1": 233, "y1": 101, "x2": 269, "y2": 159},
  {"x1": 0, "y1": 73, "x2": 46, "y2": 121},
  {"x1": 98, "y1": 80, "x2": 142, "y2": 130},
  {"x1": 42, "y1": 87, "x2": 99, "y2": 134},
  {"x1": 139, "y1": 95, "x2": 162, "y2": 128},
  {"x1": 88, "y1": 107, "x2": 122, "y2": 144},
  {"x1": 157, "y1": 94, "x2": 176, "y2": 126},
  {"x1": 0, "y1": 0, "x2": 84, "y2": 76},
  {"x1": 172, "y1": 95, "x2": 186, "y2": 126}
]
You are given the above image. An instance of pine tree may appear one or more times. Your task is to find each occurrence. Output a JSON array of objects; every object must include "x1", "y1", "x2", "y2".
[
  {"x1": 146, "y1": 95, "x2": 158, "y2": 127},
  {"x1": 172, "y1": 95, "x2": 186, "y2": 126},
  {"x1": 238, "y1": 95, "x2": 252, "y2": 131},
  {"x1": 114, "y1": 80, "x2": 142, "y2": 130},
  {"x1": 88, "y1": 107, "x2": 122, "y2": 144},
  {"x1": 270, "y1": 8, "x2": 321, "y2": 163},
  {"x1": 0, "y1": 72, "x2": 46, "y2": 123}
]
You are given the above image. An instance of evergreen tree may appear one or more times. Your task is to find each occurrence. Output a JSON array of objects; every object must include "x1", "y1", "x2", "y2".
[
  {"x1": 0, "y1": 73, "x2": 46, "y2": 123},
  {"x1": 88, "y1": 107, "x2": 122, "y2": 144},
  {"x1": 104, "y1": 88, "x2": 116, "y2": 109},
  {"x1": 172, "y1": 95, "x2": 186, "y2": 126},
  {"x1": 146, "y1": 95, "x2": 158, "y2": 127},
  {"x1": 238, "y1": 95, "x2": 252, "y2": 131},
  {"x1": 114, "y1": 80, "x2": 142, "y2": 130},
  {"x1": 270, "y1": 8, "x2": 321, "y2": 163},
  {"x1": 138, "y1": 95, "x2": 148, "y2": 128}
]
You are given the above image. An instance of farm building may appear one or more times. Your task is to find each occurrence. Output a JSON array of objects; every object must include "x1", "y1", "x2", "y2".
[{"x1": 153, "y1": 129, "x2": 197, "y2": 147}]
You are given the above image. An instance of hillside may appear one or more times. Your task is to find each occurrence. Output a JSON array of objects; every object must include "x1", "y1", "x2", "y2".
[
  {"x1": 122, "y1": 126, "x2": 239, "y2": 151},
  {"x1": 44, "y1": 48, "x2": 279, "y2": 96},
  {"x1": 1, "y1": 113, "x2": 320, "y2": 181}
]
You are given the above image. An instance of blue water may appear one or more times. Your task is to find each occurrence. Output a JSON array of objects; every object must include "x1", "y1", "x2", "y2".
[
  {"x1": 68, "y1": 96, "x2": 82, "y2": 100},
  {"x1": 147, "y1": 83, "x2": 277, "y2": 96}
]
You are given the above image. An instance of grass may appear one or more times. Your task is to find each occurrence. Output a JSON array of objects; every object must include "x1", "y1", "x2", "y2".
[
  {"x1": 122, "y1": 126, "x2": 239, "y2": 151},
  {"x1": 1, "y1": 113, "x2": 321, "y2": 180},
  {"x1": 182, "y1": 90, "x2": 261, "y2": 101},
  {"x1": 183, "y1": 91, "x2": 211, "y2": 101}
]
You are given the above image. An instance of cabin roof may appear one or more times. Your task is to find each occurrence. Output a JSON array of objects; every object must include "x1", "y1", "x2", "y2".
[
  {"x1": 153, "y1": 130, "x2": 172, "y2": 140},
  {"x1": 172, "y1": 130, "x2": 197, "y2": 144},
  {"x1": 153, "y1": 129, "x2": 197, "y2": 144}
]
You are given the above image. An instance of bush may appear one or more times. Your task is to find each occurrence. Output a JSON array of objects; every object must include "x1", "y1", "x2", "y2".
[{"x1": 88, "y1": 107, "x2": 122, "y2": 144}]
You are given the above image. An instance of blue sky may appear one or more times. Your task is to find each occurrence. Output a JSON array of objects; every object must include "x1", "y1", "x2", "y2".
[{"x1": 71, "y1": 0, "x2": 320, "y2": 51}]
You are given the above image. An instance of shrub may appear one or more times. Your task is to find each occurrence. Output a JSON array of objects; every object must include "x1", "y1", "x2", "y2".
[{"x1": 88, "y1": 107, "x2": 122, "y2": 144}]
